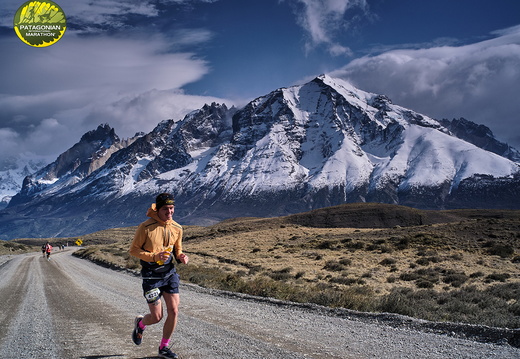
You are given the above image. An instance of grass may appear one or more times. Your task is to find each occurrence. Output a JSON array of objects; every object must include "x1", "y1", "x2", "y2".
[
  {"x1": 0, "y1": 240, "x2": 32, "y2": 255},
  {"x1": 9, "y1": 203, "x2": 520, "y2": 329}
]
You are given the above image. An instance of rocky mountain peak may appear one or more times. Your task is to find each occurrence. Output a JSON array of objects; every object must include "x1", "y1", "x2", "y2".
[
  {"x1": 10, "y1": 124, "x2": 130, "y2": 205},
  {"x1": 1, "y1": 76, "x2": 519, "y2": 240},
  {"x1": 440, "y1": 118, "x2": 520, "y2": 162},
  {"x1": 80, "y1": 123, "x2": 119, "y2": 144}
]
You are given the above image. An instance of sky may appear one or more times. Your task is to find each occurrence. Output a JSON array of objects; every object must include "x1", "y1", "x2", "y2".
[{"x1": 1, "y1": 0, "x2": 520, "y2": 169}]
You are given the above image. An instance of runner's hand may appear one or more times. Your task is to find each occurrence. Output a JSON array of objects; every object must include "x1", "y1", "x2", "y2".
[
  {"x1": 179, "y1": 253, "x2": 189, "y2": 264},
  {"x1": 157, "y1": 251, "x2": 171, "y2": 262}
]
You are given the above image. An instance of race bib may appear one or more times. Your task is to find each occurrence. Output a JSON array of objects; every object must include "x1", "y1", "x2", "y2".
[{"x1": 144, "y1": 288, "x2": 161, "y2": 303}]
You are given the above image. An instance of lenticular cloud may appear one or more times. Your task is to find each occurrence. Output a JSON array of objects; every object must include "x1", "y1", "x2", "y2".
[{"x1": 332, "y1": 25, "x2": 520, "y2": 149}]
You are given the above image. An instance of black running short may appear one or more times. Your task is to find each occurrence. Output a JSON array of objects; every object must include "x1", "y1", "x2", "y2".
[{"x1": 141, "y1": 271, "x2": 180, "y2": 303}]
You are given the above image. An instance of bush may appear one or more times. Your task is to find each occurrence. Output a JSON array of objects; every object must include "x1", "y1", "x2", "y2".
[
  {"x1": 316, "y1": 240, "x2": 337, "y2": 249},
  {"x1": 416, "y1": 280, "x2": 435, "y2": 289},
  {"x1": 485, "y1": 272, "x2": 511, "y2": 283},
  {"x1": 329, "y1": 276, "x2": 360, "y2": 285},
  {"x1": 391, "y1": 236, "x2": 409, "y2": 250},
  {"x1": 248, "y1": 265, "x2": 262, "y2": 275},
  {"x1": 378, "y1": 288, "x2": 421, "y2": 318},
  {"x1": 267, "y1": 267, "x2": 293, "y2": 281},
  {"x1": 125, "y1": 255, "x2": 140, "y2": 270},
  {"x1": 3, "y1": 242, "x2": 27, "y2": 250},
  {"x1": 399, "y1": 268, "x2": 440, "y2": 285},
  {"x1": 379, "y1": 257, "x2": 397, "y2": 266},
  {"x1": 294, "y1": 271, "x2": 305, "y2": 279},
  {"x1": 378, "y1": 285, "x2": 520, "y2": 328},
  {"x1": 400, "y1": 272, "x2": 420, "y2": 281},
  {"x1": 416, "y1": 257, "x2": 430, "y2": 266},
  {"x1": 487, "y1": 244, "x2": 514, "y2": 258},
  {"x1": 442, "y1": 271, "x2": 469, "y2": 287},
  {"x1": 386, "y1": 276, "x2": 396, "y2": 283},
  {"x1": 469, "y1": 271, "x2": 484, "y2": 278},
  {"x1": 345, "y1": 241, "x2": 364, "y2": 250},
  {"x1": 323, "y1": 260, "x2": 347, "y2": 272},
  {"x1": 339, "y1": 258, "x2": 352, "y2": 266}
]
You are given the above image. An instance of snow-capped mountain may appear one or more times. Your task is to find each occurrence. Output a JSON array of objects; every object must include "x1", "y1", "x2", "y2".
[
  {"x1": 1, "y1": 75, "x2": 519, "y2": 240},
  {"x1": 10, "y1": 124, "x2": 140, "y2": 204},
  {"x1": 0, "y1": 157, "x2": 47, "y2": 209},
  {"x1": 439, "y1": 117, "x2": 520, "y2": 163}
]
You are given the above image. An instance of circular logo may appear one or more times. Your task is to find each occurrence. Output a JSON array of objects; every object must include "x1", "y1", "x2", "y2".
[{"x1": 13, "y1": 1, "x2": 67, "y2": 47}]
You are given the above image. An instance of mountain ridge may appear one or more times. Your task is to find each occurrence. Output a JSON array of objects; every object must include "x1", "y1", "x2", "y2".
[{"x1": 1, "y1": 74, "x2": 519, "y2": 240}]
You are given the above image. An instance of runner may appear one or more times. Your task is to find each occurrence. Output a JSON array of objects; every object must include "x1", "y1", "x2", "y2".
[
  {"x1": 44, "y1": 242, "x2": 52, "y2": 260},
  {"x1": 129, "y1": 193, "x2": 189, "y2": 359}
]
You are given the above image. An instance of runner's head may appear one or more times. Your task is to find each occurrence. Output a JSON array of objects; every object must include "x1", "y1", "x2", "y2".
[{"x1": 155, "y1": 193, "x2": 175, "y2": 221}]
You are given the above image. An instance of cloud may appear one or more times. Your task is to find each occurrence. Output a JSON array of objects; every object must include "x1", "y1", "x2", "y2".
[
  {"x1": 82, "y1": 89, "x2": 231, "y2": 139},
  {"x1": 1, "y1": 0, "x2": 157, "y2": 28},
  {"x1": 0, "y1": 27, "x2": 220, "y2": 162},
  {"x1": 1, "y1": 0, "x2": 231, "y2": 169},
  {"x1": 0, "y1": 128, "x2": 21, "y2": 160},
  {"x1": 3, "y1": 33, "x2": 209, "y2": 93},
  {"x1": 1, "y1": 0, "x2": 220, "y2": 29},
  {"x1": 288, "y1": 0, "x2": 368, "y2": 56},
  {"x1": 331, "y1": 25, "x2": 520, "y2": 149}
]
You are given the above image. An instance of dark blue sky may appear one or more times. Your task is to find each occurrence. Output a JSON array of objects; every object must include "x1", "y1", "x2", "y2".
[
  {"x1": 182, "y1": 0, "x2": 520, "y2": 100},
  {"x1": 1, "y1": 0, "x2": 520, "y2": 163}
]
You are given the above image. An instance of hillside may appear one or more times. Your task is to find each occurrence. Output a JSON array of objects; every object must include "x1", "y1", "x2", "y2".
[{"x1": 12, "y1": 203, "x2": 520, "y2": 328}]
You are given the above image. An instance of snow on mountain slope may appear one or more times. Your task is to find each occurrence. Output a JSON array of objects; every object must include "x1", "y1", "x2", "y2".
[
  {"x1": 138, "y1": 74, "x2": 518, "y2": 210},
  {"x1": 0, "y1": 157, "x2": 46, "y2": 209},
  {"x1": 391, "y1": 125, "x2": 516, "y2": 189},
  {"x1": 1, "y1": 75, "x2": 519, "y2": 239},
  {"x1": 224, "y1": 75, "x2": 518, "y2": 197},
  {"x1": 56, "y1": 77, "x2": 520, "y2": 202}
]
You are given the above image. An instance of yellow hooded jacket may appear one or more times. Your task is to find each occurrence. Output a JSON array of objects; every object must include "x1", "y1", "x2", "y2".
[{"x1": 129, "y1": 204, "x2": 184, "y2": 264}]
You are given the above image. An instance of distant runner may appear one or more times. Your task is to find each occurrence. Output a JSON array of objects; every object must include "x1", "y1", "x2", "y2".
[
  {"x1": 129, "y1": 193, "x2": 189, "y2": 359},
  {"x1": 44, "y1": 242, "x2": 52, "y2": 260}
]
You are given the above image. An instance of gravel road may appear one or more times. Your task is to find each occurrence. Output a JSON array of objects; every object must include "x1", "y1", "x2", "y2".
[{"x1": 0, "y1": 250, "x2": 519, "y2": 359}]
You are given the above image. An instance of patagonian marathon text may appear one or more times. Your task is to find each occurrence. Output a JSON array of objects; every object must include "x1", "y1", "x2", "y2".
[{"x1": 19, "y1": 25, "x2": 62, "y2": 31}]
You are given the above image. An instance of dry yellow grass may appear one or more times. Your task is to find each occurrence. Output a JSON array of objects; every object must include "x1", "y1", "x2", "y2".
[
  {"x1": 8, "y1": 203, "x2": 520, "y2": 327},
  {"x1": 183, "y1": 217, "x2": 520, "y2": 296}
]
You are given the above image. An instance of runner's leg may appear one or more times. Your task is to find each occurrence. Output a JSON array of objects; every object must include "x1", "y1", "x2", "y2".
[
  {"x1": 161, "y1": 292, "x2": 180, "y2": 340},
  {"x1": 142, "y1": 298, "x2": 163, "y2": 325}
]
